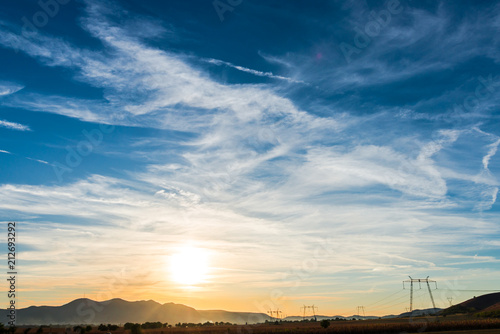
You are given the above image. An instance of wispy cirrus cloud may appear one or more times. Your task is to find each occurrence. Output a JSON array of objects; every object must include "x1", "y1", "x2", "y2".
[
  {"x1": 0, "y1": 0, "x2": 496, "y2": 212},
  {"x1": 0, "y1": 82, "x2": 23, "y2": 96},
  {"x1": 26, "y1": 157, "x2": 50, "y2": 165},
  {"x1": 203, "y1": 58, "x2": 307, "y2": 84},
  {"x1": 0, "y1": 119, "x2": 31, "y2": 131}
]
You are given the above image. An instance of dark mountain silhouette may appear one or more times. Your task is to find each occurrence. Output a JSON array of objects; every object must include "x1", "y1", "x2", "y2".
[
  {"x1": 1, "y1": 298, "x2": 270, "y2": 325},
  {"x1": 440, "y1": 292, "x2": 500, "y2": 315}
]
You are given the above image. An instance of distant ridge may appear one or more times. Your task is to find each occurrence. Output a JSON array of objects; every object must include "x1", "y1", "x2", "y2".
[
  {"x1": 282, "y1": 315, "x2": 381, "y2": 321},
  {"x1": 1, "y1": 298, "x2": 271, "y2": 326},
  {"x1": 398, "y1": 308, "x2": 442, "y2": 317}
]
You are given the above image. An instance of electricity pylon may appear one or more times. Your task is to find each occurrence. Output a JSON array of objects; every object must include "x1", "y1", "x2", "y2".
[
  {"x1": 447, "y1": 297, "x2": 453, "y2": 306},
  {"x1": 309, "y1": 305, "x2": 318, "y2": 319},
  {"x1": 403, "y1": 276, "x2": 437, "y2": 312},
  {"x1": 300, "y1": 305, "x2": 318, "y2": 320},
  {"x1": 356, "y1": 306, "x2": 365, "y2": 317},
  {"x1": 267, "y1": 309, "x2": 282, "y2": 320}
]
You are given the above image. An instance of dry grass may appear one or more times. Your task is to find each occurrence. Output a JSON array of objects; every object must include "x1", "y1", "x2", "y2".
[{"x1": 130, "y1": 317, "x2": 500, "y2": 334}]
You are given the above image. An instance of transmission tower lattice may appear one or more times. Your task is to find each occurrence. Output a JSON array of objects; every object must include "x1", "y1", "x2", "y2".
[
  {"x1": 267, "y1": 309, "x2": 282, "y2": 320},
  {"x1": 403, "y1": 276, "x2": 437, "y2": 312},
  {"x1": 300, "y1": 305, "x2": 318, "y2": 320}
]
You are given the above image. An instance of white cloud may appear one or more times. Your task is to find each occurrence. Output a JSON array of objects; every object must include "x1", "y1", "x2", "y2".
[
  {"x1": 204, "y1": 58, "x2": 307, "y2": 84},
  {"x1": 0, "y1": 119, "x2": 31, "y2": 131},
  {"x1": 0, "y1": 81, "x2": 23, "y2": 96},
  {"x1": 482, "y1": 139, "x2": 500, "y2": 170},
  {"x1": 26, "y1": 157, "x2": 50, "y2": 165},
  {"x1": 289, "y1": 144, "x2": 448, "y2": 199}
]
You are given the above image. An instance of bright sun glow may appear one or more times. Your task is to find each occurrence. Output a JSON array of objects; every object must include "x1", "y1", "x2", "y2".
[{"x1": 170, "y1": 246, "x2": 210, "y2": 286}]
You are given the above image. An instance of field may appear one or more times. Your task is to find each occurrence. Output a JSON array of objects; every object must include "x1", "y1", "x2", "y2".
[
  {"x1": 160, "y1": 317, "x2": 500, "y2": 334},
  {"x1": 17, "y1": 315, "x2": 500, "y2": 334}
]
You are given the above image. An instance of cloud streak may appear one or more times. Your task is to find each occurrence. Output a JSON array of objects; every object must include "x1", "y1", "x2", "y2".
[
  {"x1": 0, "y1": 81, "x2": 23, "y2": 96},
  {"x1": 0, "y1": 119, "x2": 31, "y2": 131},
  {"x1": 204, "y1": 58, "x2": 307, "y2": 84}
]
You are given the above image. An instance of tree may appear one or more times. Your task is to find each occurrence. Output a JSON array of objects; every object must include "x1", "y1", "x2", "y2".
[
  {"x1": 130, "y1": 324, "x2": 142, "y2": 334},
  {"x1": 85, "y1": 326, "x2": 92, "y2": 332},
  {"x1": 97, "y1": 324, "x2": 108, "y2": 332},
  {"x1": 320, "y1": 320, "x2": 330, "y2": 329}
]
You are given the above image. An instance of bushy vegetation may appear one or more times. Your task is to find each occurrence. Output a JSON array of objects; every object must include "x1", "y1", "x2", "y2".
[
  {"x1": 140, "y1": 322, "x2": 166, "y2": 329},
  {"x1": 320, "y1": 320, "x2": 330, "y2": 328},
  {"x1": 73, "y1": 325, "x2": 92, "y2": 334},
  {"x1": 477, "y1": 310, "x2": 500, "y2": 318},
  {"x1": 97, "y1": 324, "x2": 119, "y2": 331},
  {"x1": 130, "y1": 324, "x2": 142, "y2": 334},
  {"x1": 124, "y1": 322, "x2": 169, "y2": 331},
  {"x1": 174, "y1": 322, "x2": 224, "y2": 327}
]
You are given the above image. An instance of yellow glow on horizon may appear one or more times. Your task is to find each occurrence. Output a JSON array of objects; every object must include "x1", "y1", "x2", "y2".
[{"x1": 169, "y1": 246, "x2": 210, "y2": 286}]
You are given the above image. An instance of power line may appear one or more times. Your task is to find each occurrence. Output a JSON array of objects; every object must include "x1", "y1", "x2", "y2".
[
  {"x1": 368, "y1": 292, "x2": 410, "y2": 311},
  {"x1": 369, "y1": 290, "x2": 428, "y2": 312},
  {"x1": 365, "y1": 289, "x2": 404, "y2": 307},
  {"x1": 437, "y1": 289, "x2": 500, "y2": 292},
  {"x1": 356, "y1": 284, "x2": 500, "y2": 316}
]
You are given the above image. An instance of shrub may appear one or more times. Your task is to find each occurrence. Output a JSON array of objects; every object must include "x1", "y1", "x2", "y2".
[
  {"x1": 320, "y1": 320, "x2": 330, "y2": 328},
  {"x1": 130, "y1": 324, "x2": 142, "y2": 334}
]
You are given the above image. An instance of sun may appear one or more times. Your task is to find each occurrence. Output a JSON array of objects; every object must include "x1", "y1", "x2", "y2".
[{"x1": 169, "y1": 246, "x2": 210, "y2": 286}]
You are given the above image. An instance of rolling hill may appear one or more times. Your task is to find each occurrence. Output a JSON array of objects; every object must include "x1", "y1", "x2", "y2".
[{"x1": 440, "y1": 292, "x2": 500, "y2": 315}]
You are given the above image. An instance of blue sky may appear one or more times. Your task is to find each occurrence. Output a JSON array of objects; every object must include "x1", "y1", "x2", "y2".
[{"x1": 0, "y1": 0, "x2": 499, "y2": 317}]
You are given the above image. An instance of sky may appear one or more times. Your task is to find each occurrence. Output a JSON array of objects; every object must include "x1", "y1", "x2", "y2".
[{"x1": 0, "y1": 0, "x2": 500, "y2": 318}]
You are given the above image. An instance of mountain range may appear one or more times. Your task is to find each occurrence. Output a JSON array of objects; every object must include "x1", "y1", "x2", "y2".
[
  {"x1": 0, "y1": 298, "x2": 393, "y2": 326},
  {"x1": 1, "y1": 298, "x2": 271, "y2": 326}
]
